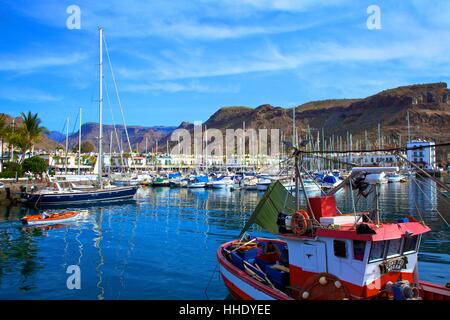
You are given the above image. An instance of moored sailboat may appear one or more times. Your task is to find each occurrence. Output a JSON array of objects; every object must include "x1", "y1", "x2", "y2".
[{"x1": 22, "y1": 27, "x2": 137, "y2": 207}]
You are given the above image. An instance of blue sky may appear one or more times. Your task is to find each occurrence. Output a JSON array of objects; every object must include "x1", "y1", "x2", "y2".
[{"x1": 1, "y1": 0, "x2": 450, "y2": 131}]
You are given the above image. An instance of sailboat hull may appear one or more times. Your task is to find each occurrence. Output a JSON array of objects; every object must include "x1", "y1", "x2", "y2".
[{"x1": 22, "y1": 186, "x2": 138, "y2": 207}]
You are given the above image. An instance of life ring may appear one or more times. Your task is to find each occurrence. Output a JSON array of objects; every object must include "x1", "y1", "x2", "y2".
[{"x1": 291, "y1": 210, "x2": 310, "y2": 235}]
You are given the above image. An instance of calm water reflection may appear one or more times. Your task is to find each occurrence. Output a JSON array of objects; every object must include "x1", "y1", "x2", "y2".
[{"x1": 0, "y1": 177, "x2": 448, "y2": 299}]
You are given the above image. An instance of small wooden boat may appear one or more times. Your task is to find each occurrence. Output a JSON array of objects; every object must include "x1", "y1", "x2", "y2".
[{"x1": 21, "y1": 211, "x2": 82, "y2": 226}]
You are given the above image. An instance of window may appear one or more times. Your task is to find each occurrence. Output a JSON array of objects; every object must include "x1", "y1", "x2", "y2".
[
  {"x1": 403, "y1": 235, "x2": 418, "y2": 254},
  {"x1": 353, "y1": 240, "x2": 366, "y2": 261},
  {"x1": 369, "y1": 241, "x2": 386, "y2": 262},
  {"x1": 333, "y1": 240, "x2": 347, "y2": 258},
  {"x1": 386, "y1": 238, "x2": 403, "y2": 258}
]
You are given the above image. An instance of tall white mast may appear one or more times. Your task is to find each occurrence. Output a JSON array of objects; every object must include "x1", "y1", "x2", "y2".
[
  {"x1": 78, "y1": 108, "x2": 82, "y2": 176},
  {"x1": 407, "y1": 110, "x2": 411, "y2": 143},
  {"x1": 98, "y1": 27, "x2": 104, "y2": 188},
  {"x1": 292, "y1": 107, "x2": 295, "y2": 146},
  {"x1": 145, "y1": 136, "x2": 148, "y2": 154},
  {"x1": 64, "y1": 117, "x2": 69, "y2": 174}
]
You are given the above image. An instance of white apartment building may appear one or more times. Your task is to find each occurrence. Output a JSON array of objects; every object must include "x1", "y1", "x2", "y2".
[{"x1": 406, "y1": 140, "x2": 436, "y2": 171}]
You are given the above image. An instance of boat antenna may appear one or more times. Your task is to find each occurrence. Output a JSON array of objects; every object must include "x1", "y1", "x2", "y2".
[
  {"x1": 78, "y1": 107, "x2": 82, "y2": 176},
  {"x1": 291, "y1": 140, "x2": 313, "y2": 214}
]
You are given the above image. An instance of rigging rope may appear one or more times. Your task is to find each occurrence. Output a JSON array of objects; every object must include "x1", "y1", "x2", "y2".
[
  {"x1": 103, "y1": 34, "x2": 137, "y2": 172},
  {"x1": 104, "y1": 78, "x2": 124, "y2": 171},
  {"x1": 411, "y1": 178, "x2": 450, "y2": 228}
]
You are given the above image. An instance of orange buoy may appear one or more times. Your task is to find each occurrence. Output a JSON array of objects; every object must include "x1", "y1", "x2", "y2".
[{"x1": 291, "y1": 210, "x2": 310, "y2": 235}]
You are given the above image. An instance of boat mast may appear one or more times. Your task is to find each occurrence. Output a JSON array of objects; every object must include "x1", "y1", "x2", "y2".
[
  {"x1": 78, "y1": 107, "x2": 82, "y2": 176},
  {"x1": 292, "y1": 108, "x2": 295, "y2": 147},
  {"x1": 98, "y1": 27, "x2": 104, "y2": 188},
  {"x1": 64, "y1": 117, "x2": 69, "y2": 174},
  {"x1": 407, "y1": 110, "x2": 411, "y2": 143},
  {"x1": 145, "y1": 136, "x2": 148, "y2": 155}
]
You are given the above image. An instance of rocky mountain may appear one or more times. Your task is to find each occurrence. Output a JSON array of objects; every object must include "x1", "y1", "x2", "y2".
[
  {"x1": 64, "y1": 123, "x2": 176, "y2": 153},
  {"x1": 5, "y1": 82, "x2": 449, "y2": 162},
  {"x1": 47, "y1": 131, "x2": 66, "y2": 143},
  {"x1": 160, "y1": 82, "x2": 450, "y2": 163}
]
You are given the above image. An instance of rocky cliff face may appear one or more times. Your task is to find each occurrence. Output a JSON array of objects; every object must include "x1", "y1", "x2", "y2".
[
  {"x1": 208, "y1": 82, "x2": 450, "y2": 142},
  {"x1": 161, "y1": 82, "x2": 450, "y2": 162},
  {"x1": 8, "y1": 82, "x2": 449, "y2": 162}
]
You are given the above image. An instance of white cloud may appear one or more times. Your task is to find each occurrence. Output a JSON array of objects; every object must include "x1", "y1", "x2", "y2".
[
  {"x1": 116, "y1": 27, "x2": 450, "y2": 82},
  {"x1": 231, "y1": 0, "x2": 350, "y2": 12},
  {"x1": 0, "y1": 52, "x2": 88, "y2": 73},
  {"x1": 9, "y1": 0, "x2": 342, "y2": 40},
  {"x1": 121, "y1": 81, "x2": 239, "y2": 94},
  {"x1": 0, "y1": 87, "x2": 62, "y2": 102}
]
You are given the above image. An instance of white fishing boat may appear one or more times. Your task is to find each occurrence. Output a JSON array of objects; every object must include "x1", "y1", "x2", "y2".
[
  {"x1": 210, "y1": 176, "x2": 235, "y2": 189},
  {"x1": 300, "y1": 178, "x2": 321, "y2": 192},
  {"x1": 256, "y1": 178, "x2": 272, "y2": 191},
  {"x1": 386, "y1": 173, "x2": 407, "y2": 183},
  {"x1": 243, "y1": 177, "x2": 258, "y2": 190},
  {"x1": 187, "y1": 175, "x2": 209, "y2": 188},
  {"x1": 358, "y1": 167, "x2": 398, "y2": 185},
  {"x1": 364, "y1": 172, "x2": 388, "y2": 184}
]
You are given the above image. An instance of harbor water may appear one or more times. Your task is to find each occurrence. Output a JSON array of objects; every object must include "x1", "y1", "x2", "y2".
[{"x1": 0, "y1": 178, "x2": 449, "y2": 299}]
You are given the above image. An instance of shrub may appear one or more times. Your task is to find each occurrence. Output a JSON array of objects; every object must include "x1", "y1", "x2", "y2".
[
  {"x1": 22, "y1": 156, "x2": 48, "y2": 174},
  {"x1": 0, "y1": 162, "x2": 24, "y2": 178}
]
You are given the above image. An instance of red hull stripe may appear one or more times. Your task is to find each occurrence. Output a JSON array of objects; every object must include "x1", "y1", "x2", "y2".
[{"x1": 289, "y1": 264, "x2": 414, "y2": 298}]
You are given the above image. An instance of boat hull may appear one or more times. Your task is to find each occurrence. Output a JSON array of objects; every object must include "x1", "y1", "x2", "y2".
[
  {"x1": 21, "y1": 211, "x2": 82, "y2": 226},
  {"x1": 256, "y1": 183, "x2": 271, "y2": 191},
  {"x1": 217, "y1": 240, "x2": 291, "y2": 300},
  {"x1": 211, "y1": 183, "x2": 232, "y2": 189},
  {"x1": 188, "y1": 183, "x2": 206, "y2": 188},
  {"x1": 22, "y1": 186, "x2": 138, "y2": 207},
  {"x1": 217, "y1": 239, "x2": 450, "y2": 300}
]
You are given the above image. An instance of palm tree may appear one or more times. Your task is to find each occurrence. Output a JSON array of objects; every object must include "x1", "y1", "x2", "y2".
[{"x1": 15, "y1": 112, "x2": 48, "y2": 162}]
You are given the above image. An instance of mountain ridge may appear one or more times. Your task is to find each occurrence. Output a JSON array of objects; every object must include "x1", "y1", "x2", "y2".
[
  {"x1": 160, "y1": 82, "x2": 450, "y2": 163},
  {"x1": 3, "y1": 82, "x2": 449, "y2": 163}
]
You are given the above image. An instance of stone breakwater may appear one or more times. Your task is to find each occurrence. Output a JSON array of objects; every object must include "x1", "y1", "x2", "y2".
[{"x1": 0, "y1": 180, "x2": 48, "y2": 206}]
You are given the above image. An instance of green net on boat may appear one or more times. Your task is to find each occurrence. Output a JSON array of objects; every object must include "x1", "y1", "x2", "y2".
[{"x1": 239, "y1": 181, "x2": 297, "y2": 237}]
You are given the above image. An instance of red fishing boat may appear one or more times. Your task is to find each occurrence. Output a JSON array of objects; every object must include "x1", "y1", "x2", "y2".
[{"x1": 217, "y1": 159, "x2": 450, "y2": 300}]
